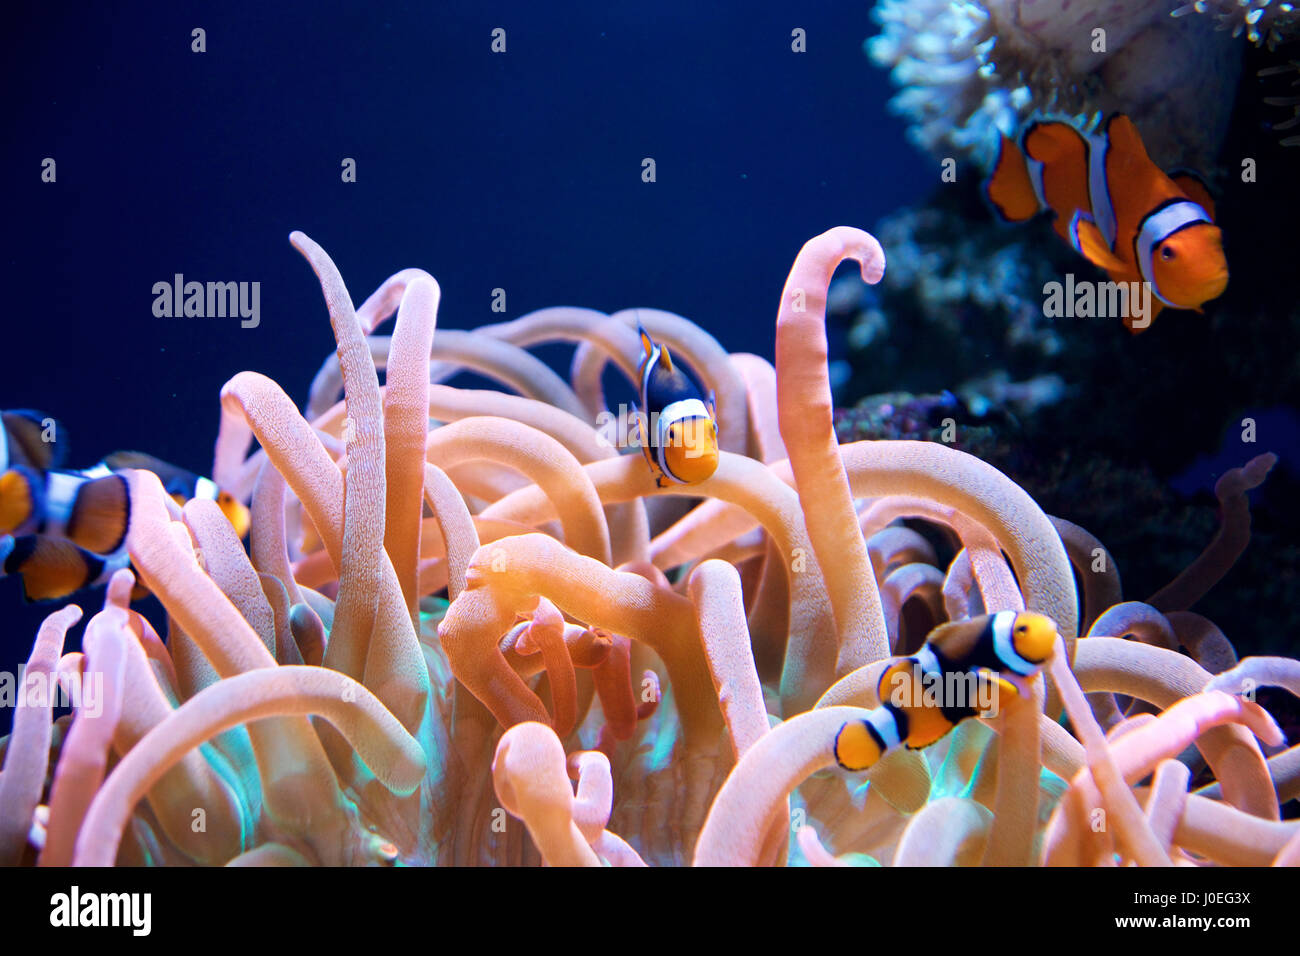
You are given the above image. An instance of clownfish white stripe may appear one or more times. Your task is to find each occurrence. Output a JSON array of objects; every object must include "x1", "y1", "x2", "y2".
[
  {"x1": 639, "y1": 343, "x2": 661, "y2": 408},
  {"x1": 0, "y1": 425, "x2": 8, "y2": 474},
  {"x1": 1136, "y1": 200, "x2": 1213, "y2": 307},
  {"x1": 1086, "y1": 132, "x2": 1118, "y2": 250},
  {"x1": 194, "y1": 476, "x2": 220, "y2": 501},
  {"x1": 1027, "y1": 155, "x2": 1048, "y2": 212},
  {"x1": 658, "y1": 399, "x2": 711, "y2": 432},
  {"x1": 914, "y1": 643, "x2": 943, "y2": 680},
  {"x1": 77, "y1": 463, "x2": 113, "y2": 480},
  {"x1": 866, "y1": 707, "x2": 902, "y2": 751},
  {"x1": 991, "y1": 610, "x2": 1038, "y2": 676},
  {"x1": 42, "y1": 472, "x2": 85, "y2": 534},
  {"x1": 1068, "y1": 210, "x2": 1093, "y2": 257}
]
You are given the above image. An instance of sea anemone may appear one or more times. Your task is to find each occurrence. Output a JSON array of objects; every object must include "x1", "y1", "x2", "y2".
[
  {"x1": 1259, "y1": 57, "x2": 1300, "y2": 145},
  {"x1": 867, "y1": 0, "x2": 1242, "y2": 170},
  {"x1": 1172, "y1": 0, "x2": 1300, "y2": 49},
  {"x1": 1, "y1": 227, "x2": 1295, "y2": 867}
]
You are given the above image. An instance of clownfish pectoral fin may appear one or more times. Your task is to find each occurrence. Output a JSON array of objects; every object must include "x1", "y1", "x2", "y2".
[
  {"x1": 973, "y1": 667, "x2": 1023, "y2": 703},
  {"x1": 635, "y1": 413, "x2": 666, "y2": 486},
  {"x1": 1070, "y1": 213, "x2": 1128, "y2": 273},
  {"x1": 969, "y1": 668, "x2": 1032, "y2": 719},
  {"x1": 65, "y1": 474, "x2": 130, "y2": 555},
  {"x1": 1170, "y1": 172, "x2": 1217, "y2": 222},
  {"x1": 985, "y1": 134, "x2": 1042, "y2": 222},
  {"x1": 1122, "y1": 300, "x2": 1164, "y2": 335}
]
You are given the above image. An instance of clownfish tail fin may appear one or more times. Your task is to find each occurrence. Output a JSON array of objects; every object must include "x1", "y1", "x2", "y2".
[
  {"x1": 834, "y1": 717, "x2": 886, "y2": 772},
  {"x1": 65, "y1": 474, "x2": 130, "y2": 555},
  {"x1": 985, "y1": 135, "x2": 1042, "y2": 223}
]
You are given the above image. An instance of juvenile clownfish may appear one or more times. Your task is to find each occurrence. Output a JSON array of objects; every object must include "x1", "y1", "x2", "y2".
[
  {"x1": 833, "y1": 610, "x2": 1058, "y2": 772},
  {"x1": 985, "y1": 114, "x2": 1228, "y2": 333},
  {"x1": 635, "y1": 324, "x2": 719, "y2": 488}
]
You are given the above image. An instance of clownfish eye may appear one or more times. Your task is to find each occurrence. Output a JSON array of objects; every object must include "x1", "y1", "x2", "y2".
[{"x1": 1159, "y1": 245, "x2": 1175, "y2": 261}]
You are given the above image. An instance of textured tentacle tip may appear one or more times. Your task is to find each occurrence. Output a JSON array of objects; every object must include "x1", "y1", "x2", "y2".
[
  {"x1": 28, "y1": 804, "x2": 50, "y2": 852},
  {"x1": 796, "y1": 824, "x2": 850, "y2": 867},
  {"x1": 362, "y1": 830, "x2": 401, "y2": 866}
]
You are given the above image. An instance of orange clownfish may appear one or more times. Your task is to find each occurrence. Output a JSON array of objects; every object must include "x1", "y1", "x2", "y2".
[
  {"x1": 833, "y1": 611, "x2": 1058, "y2": 772},
  {"x1": 636, "y1": 324, "x2": 719, "y2": 487},
  {"x1": 0, "y1": 412, "x2": 249, "y2": 602},
  {"x1": 985, "y1": 114, "x2": 1228, "y2": 332}
]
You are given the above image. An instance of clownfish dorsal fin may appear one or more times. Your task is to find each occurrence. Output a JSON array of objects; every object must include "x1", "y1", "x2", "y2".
[
  {"x1": 985, "y1": 134, "x2": 1042, "y2": 223},
  {"x1": 637, "y1": 323, "x2": 655, "y2": 360},
  {"x1": 660, "y1": 343, "x2": 674, "y2": 373},
  {"x1": 974, "y1": 667, "x2": 1023, "y2": 702},
  {"x1": 1170, "y1": 171, "x2": 1217, "y2": 222},
  {"x1": 1070, "y1": 212, "x2": 1128, "y2": 274},
  {"x1": 923, "y1": 619, "x2": 976, "y2": 659},
  {"x1": 1022, "y1": 120, "x2": 1085, "y2": 166},
  {"x1": 1103, "y1": 114, "x2": 1151, "y2": 167}
]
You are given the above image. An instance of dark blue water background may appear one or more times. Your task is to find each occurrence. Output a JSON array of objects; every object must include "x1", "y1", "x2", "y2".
[{"x1": 0, "y1": 2, "x2": 928, "y2": 729}]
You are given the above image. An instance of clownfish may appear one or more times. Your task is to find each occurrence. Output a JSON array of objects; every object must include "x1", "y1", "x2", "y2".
[
  {"x1": 635, "y1": 324, "x2": 719, "y2": 487},
  {"x1": 833, "y1": 611, "x2": 1058, "y2": 772},
  {"x1": 0, "y1": 413, "x2": 249, "y2": 602},
  {"x1": 0, "y1": 466, "x2": 131, "y2": 556},
  {"x1": 0, "y1": 409, "x2": 66, "y2": 473},
  {"x1": 985, "y1": 114, "x2": 1228, "y2": 333},
  {"x1": 0, "y1": 535, "x2": 133, "y2": 603},
  {"x1": 99, "y1": 450, "x2": 249, "y2": 539}
]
